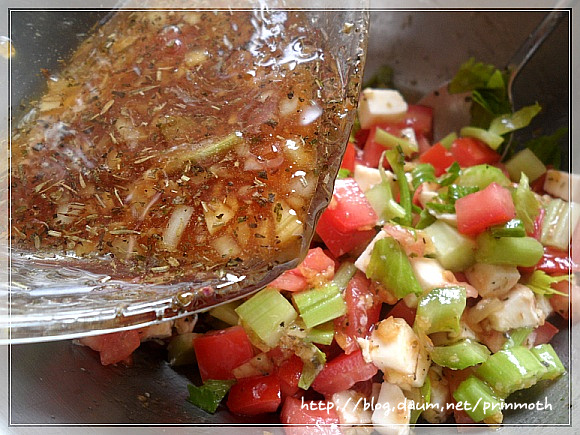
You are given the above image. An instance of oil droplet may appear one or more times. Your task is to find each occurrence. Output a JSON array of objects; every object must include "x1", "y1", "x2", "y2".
[{"x1": 0, "y1": 36, "x2": 15, "y2": 59}]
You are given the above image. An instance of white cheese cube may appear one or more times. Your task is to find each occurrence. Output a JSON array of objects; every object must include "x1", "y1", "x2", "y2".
[
  {"x1": 422, "y1": 366, "x2": 452, "y2": 424},
  {"x1": 486, "y1": 284, "x2": 546, "y2": 332},
  {"x1": 357, "y1": 89, "x2": 408, "y2": 129},
  {"x1": 409, "y1": 257, "x2": 447, "y2": 292},
  {"x1": 465, "y1": 263, "x2": 521, "y2": 298},
  {"x1": 331, "y1": 390, "x2": 372, "y2": 426},
  {"x1": 354, "y1": 164, "x2": 394, "y2": 193},
  {"x1": 371, "y1": 382, "x2": 411, "y2": 435},
  {"x1": 544, "y1": 169, "x2": 580, "y2": 203}
]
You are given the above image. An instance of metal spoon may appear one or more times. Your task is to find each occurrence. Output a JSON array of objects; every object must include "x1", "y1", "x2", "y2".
[{"x1": 419, "y1": 8, "x2": 568, "y2": 148}]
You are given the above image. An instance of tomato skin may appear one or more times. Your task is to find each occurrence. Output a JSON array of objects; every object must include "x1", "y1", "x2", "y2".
[
  {"x1": 316, "y1": 215, "x2": 376, "y2": 258},
  {"x1": 334, "y1": 271, "x2": 381, "y2": 354},
  {"x1": 532, "y1": 321, "x2": 559, "y2": 345},
  {"x1": 270, "y1": 270, "x2": 308, "y2": 292},
  {"x1": 322, "y1": 178, "x2": 378, "y2": 233},
  {"x1": 386, "y1": 299, "x2": 417, "y2": 327},
  {"x1": 280, "y1": 396, "x2": 341, "y2": 435},
  {"x1": 79, "y1": 330, "x2": 141, "y2": 366},
  {"x1": 419, "y1": 143, "x2": 456, "y2": 176},
  {"x1": 361, "y1": 125, "x2": 400, "y2": 168},
  {"x1": 270, "y1": 248, "x2": 335, "y2": 292},
  {"x1": 276, "y1": 354, "x2": 304, "y2": 398},
  {"x1": 450, "y1": 137, "x2": 501, "y2": 167},
  {"x1": 455, "y1": 182, "x2": 516, "y2": 235},
  {"x1": 400, "y1": 104, "x2": 434, "y2": 139},
  {"x1": 226, "y1": 374, "x2": 281, "y2": 416},
  {"x1": 193, "y1": 326, "x2": 254, "y2": 382},
  {"x1": 311, "y1": 350, "x2": 378, "y2": 396},
  {"x1": 534, "y1": 246, "x2": 579, "y2": 275},
  {"x1": 341, "y1": 142, "x2": 357, "y2": 172}
]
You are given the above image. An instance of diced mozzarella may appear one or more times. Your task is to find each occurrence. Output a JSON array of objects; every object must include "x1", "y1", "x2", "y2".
[
  {"x1": 139, "y1": 321, "x2": 173, "y2": 341},
  {"x1": 331, "y1": 390, "x2": 372, "y2": 426},
  {"x1": 357, "y1": 89, "x2": 408, "y2": 130},
  {"x1": 535, "y1": 294, "x2": 554, "y2": 319},
  {"x1": 371, "y1": 382, "x2": 411, "y2": 435},
  {"x1": 544, "y1": 169, "x2": 580, "y2": 203},
  {"x1": 400, "y1": 127, "x2": 418, "y2": 149},
  {"x1": 465, "y1": 263, "x2": 521, "y2": 298},
  {"x1": 354, "y1": 164, "x2": 394, "y2": 193},
  {"x1": 422, "y1": 366, "x2": 452, "y2": 424},
  {"x1": 486, "y1": 284, "x2": 546, "y2": 332},
  {"x1": 409, "y1": 257, "x2": 447, "y2": 292}
]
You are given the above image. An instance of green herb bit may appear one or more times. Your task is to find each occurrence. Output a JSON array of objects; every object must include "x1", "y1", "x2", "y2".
[
  {"x1": 437, "y1": 162, "x2": 461, "y2": 187},
  {"x1": 337, "y1": 168, "x2": 352, "y2": 179},
  {"x1": 525, "y1": 127, "x2": 567, "y2": 168},
  {"x1": 488, "y1": 103, "x2": 542, "y2": 137},
  {"x1": 489, "y1": 218, "x2": 526, "y2": 238},
  {"x1": 187, "y1": 379, "x2": 236, "y2": 414},
  {"x1": 363, "y1": 64, "x2": 394, "y2": 89},
  {"x1": 298, "y1": 344, "x2": 326, "y2": 390},
  {"x1": 525, "y1": 270, "x2": 568, "y2": 297},
  {"x1": 411, "y1": 163, "x2": 436, "y2": 189},
  {"x1": 385, "y1": 148, "x2": 412, "y2": 226}
]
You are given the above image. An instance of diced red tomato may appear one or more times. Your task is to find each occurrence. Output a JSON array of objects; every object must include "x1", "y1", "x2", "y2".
[
  {"x1": 534, "y1": 246, "x2": 580, "y2": 275},
  {"x1": 280, "y1": 396, "x2": 341, "y2": 435},
  {"x1": 549, "y1": 279, "x2": 578, "y2": 320},
  {"x1": 387, "y1": 299, "x2": 417, "y2": 327},
  {"x1": 450, "y1": 137, "x2": 501, "y2": 167},
  {"x1": 530, "y1": 170, "x2": 548, "y2": 194},
  {"x1": 322, "y1": 178, "x2": 378, "y2": 233},
  {"x1": 297, "y1": 247, "x2": 335, "y2": 282},
  {"x1": 334, "y1": 271, "x2": 381, "y2": 354},
  {"x1": 354, "y1": 128, "x2": 370, "y2": 148},
  {"x1": 270, "y1": 270, "x2": 308, "y2": 292},
  {"x1": 416, "y1": 132, "x2": 432, "y2": 155},
  {"x1": 398, "y1": 105, "x2": 434, "y2": 139},
  {"x1": 226, "y1": 374, "x2": 281, "y2": 416},
  {"x1": 532, "y1": 321, "x2": 559, "y2": 345},
  {"x1": 455, "y1": 182, "x2": 516, "y2": 235},
  {"x1": 419, "y1": 142, "x2": 456, "y2": 176},
  {"x1": 311, "y1": 349, "x2": 378, "y2": 396},
  {"x1": 276, "y1": 354, "x2": 304, "y2": 398},
  {"x1": 316, "y1": 214, "x2": 376, "y2": 258},
  {"x1": 79, "y1": 329, "x2": 141, "y2": 366},
  {"x1": 193, "y1": 325, "x2": 254, "y2": 382},
  {"x1": 361, "y1": 125, "x2": 401, "y2": 168},
  {"x1": 341, "y1": 142, "x2": 357, "y2": 172}
]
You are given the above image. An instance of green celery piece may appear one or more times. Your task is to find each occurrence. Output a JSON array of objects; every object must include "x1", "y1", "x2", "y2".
[
  {"x1": 437, "y1": 162, "x2": 461, "y2": 187},
  {"x1": 385, "y1": 149, "x2": 412, "y2": 226},
  {"x1": 541, "y1": 198, "x2": 580, "y2": 251},
  {"x1": 453, "y1": 375, "x2": 503, "y2": 423},
  {"x1": 408, "y1": 375, "x2": 431, "y2": 425},
  {"x1": 431, "y1": 339, "x2": 490, "y2": 370},
  {"x1": 457, "y1": 164, "x2": 510, "y2": 189},
  {"x1": 209, "y1": 300, "x2": 241, "y2": 326},
  {"x1": 187, "y1": 379, "x2": 236, "y2": 414},
  {"x1": 293, "y1": 283, "x2": 347, "y2": 328},
  {"x1": 332, "y1": 261, "x2": 358, "y2": 292},
  {"x1": 298, "y1": 344, "x2": 326, "y2": 390},
  {"x1": 460, "y1": 126, "x2": 504, "y2": 150},
  {"x1": 476, "y1": 346, "x2": 548, "y2": 397},
  {"x1": 475, "y1": 232, "x2": 544, "y2": 267},
  {"x1": 525, "y1": 127, "x2": 567, "y2": 168},
  {"x1": 424, "y1": 220, "x2": 476, "y2": 272},
  {"x1": 167, "y1": 332, "x2": 198, "y2": 367},
  {"x1": 375, "y1": 127, "x2": 418, "y2": 157},
  {"x1": 415, "y1": 286, "x2": 466, "y2": 335},
  {"x1": 447, "y1": 184, "x2": 479, "y2": 204},
  {"x1": 531, "y1": 344, "x2": 566, "y2": 381},
  {"x1": 512, "y1": 173, "x2": 540, "y2": 234},
  {"x1": 439, "y1": 132, "x2": 458, "y2": 149},
  {"x1": 488, "y1": 103, "x2": 542, "y2": 137},
  {"x1": 489, "y1": 218, "x2": 526, "y2": 238},
  {"x1": 337, "y1": 168, "x2": 352, "y2": 179},
  {"x1": 166, "y1": 132, "x2": 243, "y2": 172},
  {"x1": 505, "y1": 148, "x2": 547, "y2": 183},
  {"x1": 502, "y1": 327, "x2": 532, "y2": 350},
  {"x1": 365, "y1": 236, "x2": 423, "y2": 299},
  {"x1": 525, "y1": 270, "x2": 568, "y2": 296},
  {"x1": 415, "y1": 208, "x2": 436, "y2": 230},
  {"x1": 304, "y1": 321, "x2": 335, "y2": 345},
  {"x1": 365, "y1": 178, "x2": 406, "y2": 223},
  {"x1": 411, "y1": 163, "x2": 436, "y2": 189},
  {"x1": 235, "y1": 287, "x2": 297, "y2": 347}
]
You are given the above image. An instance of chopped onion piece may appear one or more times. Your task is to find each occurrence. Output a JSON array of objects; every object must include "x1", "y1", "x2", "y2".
[{"x1": 162, "y1": 205, "x2": 195, "y2": 251}]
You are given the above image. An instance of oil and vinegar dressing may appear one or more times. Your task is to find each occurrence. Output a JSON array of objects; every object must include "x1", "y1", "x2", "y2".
[{"x1": 11, "y1": 9, "x2": 353, "y2": 285}]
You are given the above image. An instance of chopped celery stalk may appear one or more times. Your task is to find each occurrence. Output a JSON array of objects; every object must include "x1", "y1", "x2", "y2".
[
  {"x1": 475, "y1": 232, "x2": 544, "y2": 267},
  {"x1": 415, "y1": 286, "x2": 466, "y2": 335},
  {"x1": 298, "y1": 344, "x2": 326, "y2": 390},
  {"x1": 332, "y1": 261, "x2": 358, "y2": 292},
  {"x1": 525, "y1": 270, "x2": 568, "y2": 296},
  {"x1": 453, "y1": 376, "x2": 503, "y2": 423},
  {"x1": 365, "y1": 236, "x2": 423, "y2": 299},
  {"x1": 512, "y1": 173, "x2": 540, "y2": 234},
  {"x1": 166, "y1": 132, "x2": 243, "y2": 172},
  {"x1": 424, "y1": 220, "x2": 476, "y2": 272},
  {"x1": 375, "y1": 127, "x2": 418, "y2": 156},
  {"x1": 439, "y1": 131, "x2": 458, "y2": 149},
  {"x1": 408, "y1": 375, "x2": 431, "y2": 425},
  {"x1": 365, "y1": 179, "x2": 406, "y2": 223},
  {"x1": 304, "y1": 321, "x2": 335, "y2": 345},
  {"x1": 293, "y1": 283, "x2": 347, "y2": 328},
  {"x1": 167, "y1": 332, "x2": 198, "y2": 366},
  {"x1": 411, "y1": 163, "x2": 436, "y2": 189},
  {"x1": 488, "y1": 102, "x2": 542, "y2": 136},
  {"x1": 415, "y1": 208, "x2": 436, "y2": 230},
  {"x1": 502, "y1": 327, "x2": 532, "y2": 349},
  {"x1": 437, "y1": 162, "x2": 461, "y2": 187},
  {"x1": 235, "y1": 287, "x2": 298, "y2": 347},
  {"x1": 457, "y1": 164, "x2": 510, "y2": 189},
  {"x1": 209, "y1": 300, "x2": 241, "y2": 326},
  {"x1": 541, "y1": 198, "x2": 580, "y2": 251},
  {"x1": 385, "y1": 149, "x2": 412, "y2": 226},
  {"x1": 476, "y1": 346, "x2": 548, "y2": 397},
  {"x1": 531, "y1": 344, "x2": 566, "y2": 381},
  {"x1": 489, "y1": 218, "x2": 526, "y2": 238},
  {"x1": 460, "y1": 126, "x2": 504, "y2": 150},
  {"x1": 505, "y1": 148, "x2": 547, "y2": 182},
  {"x1": 187, "y1": 379, "x2": 236, "y2": 414},
  {"x1": 431, "y1": 339, "x2": 490, "y2": 370}
]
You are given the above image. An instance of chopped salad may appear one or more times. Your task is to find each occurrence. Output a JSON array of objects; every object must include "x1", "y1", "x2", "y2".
[{"x1": 78, "y1": 58, "x2": 575, "y2": 432}]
